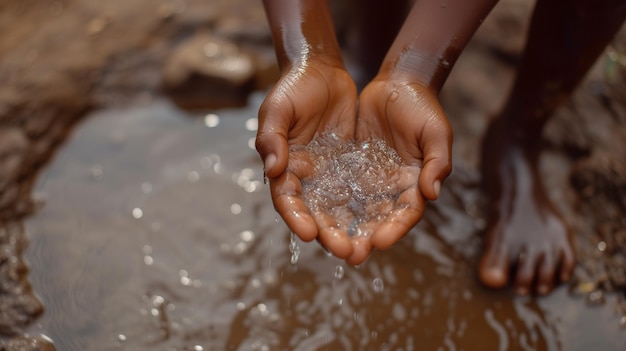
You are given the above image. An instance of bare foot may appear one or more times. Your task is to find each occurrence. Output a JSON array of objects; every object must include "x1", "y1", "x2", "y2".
[{"x1": 479, "y1": 127, "x2": 575, "y2": 296}]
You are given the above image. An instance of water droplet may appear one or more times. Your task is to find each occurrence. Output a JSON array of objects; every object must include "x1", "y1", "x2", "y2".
[
  {"x1": 240, "y1": 230, "x2": 255, "y2": 242},
  {"x1": 236, "y1": 302, "x2": 246, "y2": 310},
  {"x1": 389, "y1": 91, "x2": 399, "y2": 102},
  {"x1": 132, "y1": 208, "x2": 143, "y2": 219},
  {"x1": 230, "y1": 203, "x2": 242, "y2": 214},
  {"x1": 204, "y1": 114, "x2": 220, "y2": 127},
  {"x1": 372, "y1": 277, "x2": 384, "y2": 293},
  {"x1": 144, "y1": 255, "x2": 154, "y2": 266},
  {"x1": 248, "y1": 137, "x2": 256, "y2": 150},
  {"x1": 334, "y1": 265, "x2": 344, "y2": 279},
  {"x1": 289, "y1": 233, "x2": 300, "y2": 264},
  {"x1": 153, "y1": 295, "x2": 165, "y2": 306},
  {"x1": 619, "y1": 316, "x2": 626, "y2": 328},
  {"x1": 117, "y1": 334, "x2": 127, "y2": 342},
  {"x1": 194, "y1": 345, "x2": 204, "y2": 351},
  {"x1": 597, "y1": 241, "x2": 607, "y2": 252},
  {"x1": 245, "y1": 118, "x2": 258, "y2": 131}
]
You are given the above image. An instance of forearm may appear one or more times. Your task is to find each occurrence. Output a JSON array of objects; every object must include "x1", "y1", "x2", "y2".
[
  {"x1": 379, "y1": 0, "x2": 499, "y2": 91},
  {"x1": 262, "y1": 0, "x2": 344, "y2": 71}
]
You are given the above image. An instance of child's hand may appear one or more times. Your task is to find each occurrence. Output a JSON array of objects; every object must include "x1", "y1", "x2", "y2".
[
  {"x1": 348, "y1": 78, "x2": 453, "y2": 264},
  {"x1": 256, "y1": 62, "x2": 358, "y2": 259}
]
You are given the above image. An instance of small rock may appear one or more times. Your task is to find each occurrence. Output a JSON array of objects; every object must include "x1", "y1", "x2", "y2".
[
  {"x1": 1, "y1": 336, "x2": 56, "y2": 351},
  {"x1": 162, "y1": 34, "x2": 255, "y2": 109}
]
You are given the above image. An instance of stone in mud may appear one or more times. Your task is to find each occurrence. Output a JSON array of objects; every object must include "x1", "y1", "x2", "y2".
[
  {"x1": 1, "y1": 336, "x2": 56, "y2": 351},
  {"x1": 298, "y1": 133, "x2": 420, "y2": 237},
  {"x1": 0, "y1": 223, "x2": 43, "y2": 336},
  {"x1": 162, "y1": 34, "x2": 256, "y2": 109}
]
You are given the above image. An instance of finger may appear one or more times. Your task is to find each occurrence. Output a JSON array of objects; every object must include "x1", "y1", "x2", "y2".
[
  {"x1": 256, "y1": 100, "x2": 290, "y2": 178},
  {"x1": 270, "y1": 171, "x2": 317, "y2": 242},
  {"x1": 312, "y1": 211, "x2": 353, "y2": 259},
  {"x1": 347, "y1": 235, "x2": 373, "y2": 265},
  {"x1": 371, "y1": 185, "x2": 425, "y2": 250},
  {"x1": 418, "y1": 122, "x2": 453, "y2": 201}
]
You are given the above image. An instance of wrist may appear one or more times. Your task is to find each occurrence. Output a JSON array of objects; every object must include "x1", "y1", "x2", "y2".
[
  {"x1": 377, "y1": 50, "x2": 453, "y2": 92},
  {"x1": 278, "y1": 49, "x2": 345, "y2": 73}
]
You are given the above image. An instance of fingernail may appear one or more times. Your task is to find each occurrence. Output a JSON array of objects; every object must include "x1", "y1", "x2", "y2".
[
  {"x1": 264, "y1": 153, "x2": 277, "y2": 174},
  {"x1": 433, "y1": 180, "x2": 441, "y2": 199}
]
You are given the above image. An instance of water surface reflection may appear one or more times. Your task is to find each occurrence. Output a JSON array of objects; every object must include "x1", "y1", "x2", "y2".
[{"x1": 25, "y1": 94, "x2": 625, "y2": 350}]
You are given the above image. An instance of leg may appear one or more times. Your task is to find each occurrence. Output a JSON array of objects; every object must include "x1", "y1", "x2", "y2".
[{"x1": 479, "y1": 0, "x2": 626, "y2": 295}]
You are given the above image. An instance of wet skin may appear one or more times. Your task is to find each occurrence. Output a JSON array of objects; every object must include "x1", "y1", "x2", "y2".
[
  {"x1": 259, "y1": 0, "x2": 626, "y2": 294},
  {"x1": 477, "y1": 0, "x2": 626, "y2": 295},
  {"x1": 259, "y1": 0, "x2": 493, "y2": 264},
  {"x1": 479, "y1": 121, "x2": 575, "y2": 295}
]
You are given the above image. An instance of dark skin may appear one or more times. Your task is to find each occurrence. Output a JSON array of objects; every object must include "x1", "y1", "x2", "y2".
[{"x1": 257, "y1": 0, "x2": 626, "y2": 294}]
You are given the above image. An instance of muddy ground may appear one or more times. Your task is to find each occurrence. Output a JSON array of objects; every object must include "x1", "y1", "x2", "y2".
[{"x1": 0, "y1": 0, "x2": 625, "y2": 348}]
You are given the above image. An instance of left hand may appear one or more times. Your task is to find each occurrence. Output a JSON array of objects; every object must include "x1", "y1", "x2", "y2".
[{"x1": 347, "y1": 76, "x2": 453, "y2": 265}]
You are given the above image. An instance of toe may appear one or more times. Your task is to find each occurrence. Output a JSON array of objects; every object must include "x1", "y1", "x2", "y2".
[
  {"x1": 537, "y1": 252, "x2": 555, "y2": 295},
  {"x1": 514, "y1": 251, "x2": 536, "y2": 296},
  {"x1": 479, "y1": 242, "x2": 510, "y2": 289},
  {"x1": 560, "y1": 244, "x2": 575, "y2": 282}
]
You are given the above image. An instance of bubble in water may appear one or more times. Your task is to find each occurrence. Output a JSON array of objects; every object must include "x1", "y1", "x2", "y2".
[
  {"x1": 372, "y1": 277, "x2": 384, "y2": 293},
  {"x1": 334, "y1": 265, "x2": 344, "y2": 279},
  {"x1": 298, "y1": 133, "x2": 420, "y2": 238},
  {"x1": 204, "y1": 113, "x2": 220, "y2": 127},
  {"x1": 132, "y1": 208, "x2": 143, "y2": 219}
]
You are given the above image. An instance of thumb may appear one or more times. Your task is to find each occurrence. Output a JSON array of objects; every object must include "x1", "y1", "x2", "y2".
[
  {"x1": 256, "y1": 101, "x2": 290, "y2": 178},
  {"x1": 418, "y1": 125, "x2": 452, "y2": 201}
]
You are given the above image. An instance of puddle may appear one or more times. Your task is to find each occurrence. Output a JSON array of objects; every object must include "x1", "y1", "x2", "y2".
[{"x1": 23, "y1": 93, "x2": 626, "y2": 350}]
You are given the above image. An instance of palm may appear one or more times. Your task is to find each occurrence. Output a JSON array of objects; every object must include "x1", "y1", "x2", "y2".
[{"x1": 346, "y1": 79, "x2": 453, "y2": 264}]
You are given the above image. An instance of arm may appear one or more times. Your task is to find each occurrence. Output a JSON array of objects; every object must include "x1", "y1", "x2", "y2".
[
  {"x1": 380, "y1": 0, "x2": 499, "y2": 91},
  {"x1": 262, "y1": 0, "x2": 344, "y2": 72}
]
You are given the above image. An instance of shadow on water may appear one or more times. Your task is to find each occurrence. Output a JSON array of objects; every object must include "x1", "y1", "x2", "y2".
[{"x1": 24, "y1": 93, "x2": 626, "y2": 350}]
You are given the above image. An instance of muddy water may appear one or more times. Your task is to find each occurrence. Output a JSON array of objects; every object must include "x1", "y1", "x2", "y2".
[{"x1": 23, "y1": 93, "x2": 625, "y2": 350}]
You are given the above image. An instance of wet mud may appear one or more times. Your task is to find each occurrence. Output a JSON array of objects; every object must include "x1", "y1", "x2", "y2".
[
  {"x1": 21, "y1": 97, "x2": 626, "y2": 350},
  {"x1": 0, "y1": 0, "x2": 625, "y2": 349}
]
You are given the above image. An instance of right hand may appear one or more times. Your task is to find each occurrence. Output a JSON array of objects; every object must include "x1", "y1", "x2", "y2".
[{"x1": 256, "y1": 61, "x2": 358, "y2": 259}]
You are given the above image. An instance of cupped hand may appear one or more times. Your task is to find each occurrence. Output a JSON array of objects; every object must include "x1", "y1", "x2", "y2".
[
  {"x1": 256, "y1": 61, "x2": 358, "y2": 259},
  {"x1": 348, "y1": 77, "x2": 453, "y2": 265}
]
